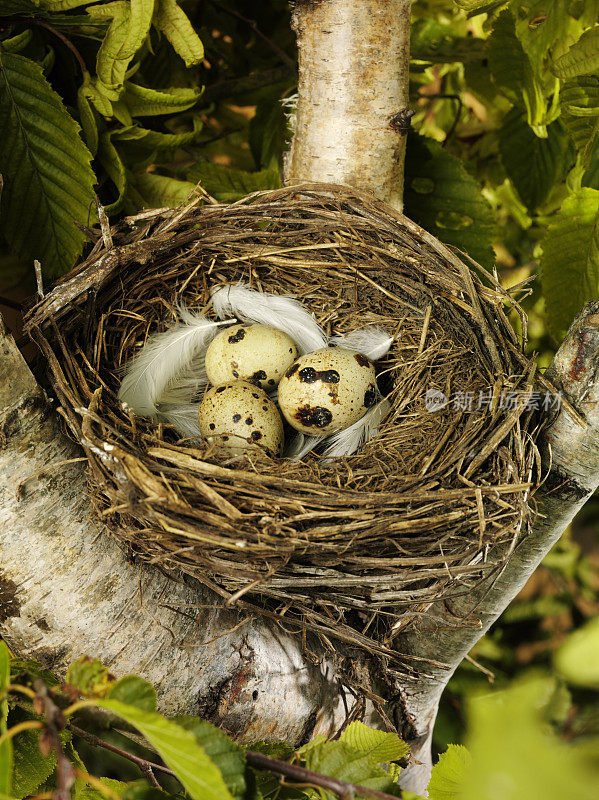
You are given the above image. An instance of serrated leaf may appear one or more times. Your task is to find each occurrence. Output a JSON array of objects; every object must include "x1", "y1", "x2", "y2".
[
  {"x1": 428, "y1": 745, "x2": 471, "y2": 800},
  {"x1": 302, "y1": 740, "x2": 402, "y2": 797},
  {"x1": 122, "y1": 82, "x2": 201, "y2": 116},
  {"x1": 339, "y1": 721, "x2": 409, "y2": 764},
  {"x1": 553, "y1": 26, "x2": 599, "y2": 79},
  {"x1": 153, "y1": 0, "x2": 204, "y2": 67},
  {"x1": 453, "y1": 0, "x2": 507, "y2": 13},
  {"x1": 11, "y1": 723, "x2": 56, "y2": 800},
  {"x1": 125, "y1": 171, "x2": 196, "y2": 211},
  {"x1": 0, "y1": 49, "x2": 96, "y2": 277},
  {"x1": 107, "y1": 676, "x2": 157, "y2": 712},
  {"x1": 498, "y1": 109, "x2": 570, "y2": 209},
  {"x1": 80, "y1": 74, "x2": 114, "y2": 116},
  {"x1": 488, "y1": 10, "x2": 546, "y2": 129},
  {"x1": 0, "y1": 642, "x2": 12, "y2": 797},
  {"x1": 561, "y1": 77, "x2": 599, "y2": 166},
  {"x1": 554, "y1": 616, "x2": 599, "y2": 688},
  {"x1": 79, "y1": 698, "x2": 235, "y2": 800},
  {"x1": 174, "y1": 717, "x2": 246, "y2": 800},
  {"x1": 91, "y1": 0, "x2": 154, "y2": 90},
  {"x1": 403, "y1": 132, "x2": 495, "y2": 269},
  {"x1": 73, "y1": 776, "x2": 129, "y2": 800},
  {"x1": 513, "y1": 0, "x2": 579, "y2": 75},
  {"x1": 187, "y1": 160, "x2": 281, "y2": 202},
  {"x1": 1, "y1": 30, "x2": 33, "y2": 54},
  {"x1": 66, "y1": 657, "x2": 112, "y2": 697},
  {"x1": 540, "y1": 188, "x2": 599, "y2": 339}
]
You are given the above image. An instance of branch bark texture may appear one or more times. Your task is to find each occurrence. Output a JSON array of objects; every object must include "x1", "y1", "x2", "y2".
[{"x1": 285, "y1": 0, "x2": 412, "y2": 210}]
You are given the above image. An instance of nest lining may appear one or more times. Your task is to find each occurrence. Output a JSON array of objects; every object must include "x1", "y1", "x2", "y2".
[{"x1": 25, "y1": 183, "x2": 541, "y2": 670}]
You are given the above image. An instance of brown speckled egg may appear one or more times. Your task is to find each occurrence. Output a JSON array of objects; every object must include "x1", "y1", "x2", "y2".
[
  {"x1": 205, "y1": 324, "x2": 298, "y2": 390},
  {"x1": 277, "y1": 348, "x2": 377, "y2": 435},
  {"x1": 198, "y1": 381, "x2": 284, "y2": 455}
]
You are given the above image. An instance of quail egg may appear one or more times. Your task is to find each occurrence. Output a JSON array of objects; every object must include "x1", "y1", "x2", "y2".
[
  {"x1": 198, "y1": 381, "x2": 284, "y2": 455},
  {"x1": 205, "y1": 324, "x2": 298, "y2": 390},
  {"x1": 277, "y1": 348, "x2": 377, "y2": 435}
]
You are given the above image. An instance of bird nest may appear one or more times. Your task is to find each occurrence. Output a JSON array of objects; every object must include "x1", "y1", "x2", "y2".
[{"x1": 25, "y1": 183, "x2": 541, "y2": 671}]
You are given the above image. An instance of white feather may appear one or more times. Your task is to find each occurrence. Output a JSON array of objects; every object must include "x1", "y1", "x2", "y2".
[
  {"x1": 323, "y1": 399, "x2": 391, "y2": 458},
  {"x1": 329, "y1": 326, "x2": 393, "y2": 361},
  {"x1": 211, "y1": 283, "x2": 327, "y2": 354},
  {"x1": 284, "y1": 432, "x2": 321, "y2": 461},
  {"x1": 159, "y1": 403, "x2": 203, "y2": 440},
  {"x1": 118, "y1": 309, "x2": 233, "y2": 418}
]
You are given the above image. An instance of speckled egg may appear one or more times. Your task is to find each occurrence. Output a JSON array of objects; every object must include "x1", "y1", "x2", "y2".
[
  {"x1": 277, "y1": 348, "x2": 377, "y2": 435},
  {"x1": 205, "y1": 324, "x2": 298, "y2": 390},
  {"x1": 198, "y1": 381, "x2": 284, "y2": 455}
]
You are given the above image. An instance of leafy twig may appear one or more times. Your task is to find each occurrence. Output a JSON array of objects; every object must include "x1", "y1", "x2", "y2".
[
  {"x1": 3, "y1": 18, "x2": 88, "y2": 75},
  {"x1": 66, "y1": 722, "x2": 404, "y2": 800},
  {"x1": 33, "y1": 679, "x2": 76, "y2": 800}
]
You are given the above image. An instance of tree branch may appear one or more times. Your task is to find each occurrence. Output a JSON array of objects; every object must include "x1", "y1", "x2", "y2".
[{"x1": 397, "y1": 302, "x2": 599, "y2": 793}]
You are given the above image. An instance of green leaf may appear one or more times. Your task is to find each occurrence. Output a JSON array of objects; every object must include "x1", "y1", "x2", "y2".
[
  {"x1": 66, "y1": 657, "x2": 112, "y2": 697},
  {"x1": 77, "y1": 86, "x2": 99, "y2": 157},
  {"x1": 0, "y1": 49, "x2": 96, "y2": 277},
  {"x1": 153, "y1": 0, "x2": 204, "y2": 67},
  {"x1": 302, "y1": 740, "x2": 402, "y2": 797},
  {"x1": 553, "y1": 26, "x2": 599, "y2": 79},
  {"x1": 488, "y1": 10, "x2": 546, "y2": 129},
  {"x1": 174, "y1": 717, "x2": 246, "y2": 800},
  {"x1": 453, "y1": 0, "x2": 508, "y2": 14},
  {"x1": 540, "y1": 188, "x2": 599, "y2": 339},
  {"x1": 561, "y1": 77, "x2": 599, "y2": 165},
  {"x1": 122, "y1": 82, "x2": 201, "y2": 116},
  {"x1": 91, "y1": 0, "x2": 154, "y2": 91},
  {"x1": 410, "y1": 19, "x2": 486, "y2": 64},
  {"x1": 512, "y1": 0, "x2": 579, "y2": 75},
  {"x1": 338, "y1": 721, "x2": 409, "y2": 764},
  {"x1": 187, "y1": 160, "x2": 281, "y2": 202},
  {"x1": 125, "y1": 171, "x2": 196, "y2": 211},
  {"x1": 498, "y1": 109, "x2": 570, "y2": 209},
  {"x1": 0, "y1": 1, "x2": 39, "y2": 14},
  {"x1": 428, "y1": 745, "x2": 471, "y2": 800},
  {"x1": 82, "y1": 698, "x2": 235, "y2": 800},
  {"x1": 80, "y1": 74, "x2": 114, "y2": 117},
  {"x1": 403, "y1": 132, "x2": 495, "y2": 269},
  {"x1": 554, "y1": 616, "x2": 599, "y2": 688},
  {"x1": 38, "y1": 0, "x2": 106, "y2": 9},
  {"x1": 460, "y1": 676, "x2": 599, "y2": 800},
  {"x1": 106, "y1": 676, "x2": 157, "y2": 712},
  {"x1": 1, "y1": 30, "x2": 34, "y2": 54},
  {"x1": 111, "y1": 118, "x2": 202, "y2": 152},
  {"x1": 0, "y1": 643, "x2": 12, "y2": 797},
  {"x1": 98, "y1": 130, "x2": 127, "y2": 213},
  {"x1": 12, "y1": 727, "x2": 55, "y2": 800}
]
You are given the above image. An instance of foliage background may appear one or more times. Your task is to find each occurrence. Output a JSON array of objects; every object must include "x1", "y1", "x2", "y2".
[{"x1": 0, "y1": 1, "x2": 598, "y2": 798}]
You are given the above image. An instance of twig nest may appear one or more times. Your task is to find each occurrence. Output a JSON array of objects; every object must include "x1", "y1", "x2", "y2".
[
  {"x1": 205, "y1": 323, "x2": 298, "y2": 390},
  {"x1": 197, "y1": 381, "x2": 284, "y2": 455},
  {"x1": 278, "y1": 348, "x2": 377, "y2": 435},
  {"x1": 25, "y1": 183, "x2": 542, "y2": 668}
]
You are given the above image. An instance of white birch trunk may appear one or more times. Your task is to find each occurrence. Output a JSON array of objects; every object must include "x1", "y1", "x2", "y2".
[{"x1": 285, "y1": 0, "x2": 412, "y2": 210}]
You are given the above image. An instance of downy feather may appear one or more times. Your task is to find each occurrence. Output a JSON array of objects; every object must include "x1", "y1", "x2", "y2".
[
  {"x1": 329, "y1": 326, "x2": 393, "y2": 361},
  {"x1": 323, "y1": 399, "x2": 392, "y2": 458},
  {"x1": 159, "y1": 403, "x2": 203, "y2": 441},
  {"x1": 211, "y1": 283, "x2": 327, "y2": 354},
  {"x1": 118, "y1": 309, "x2": 232, "y2": 418},
  {"x1": 285, "y1": 432, "x2": 321, "y2": 461}
]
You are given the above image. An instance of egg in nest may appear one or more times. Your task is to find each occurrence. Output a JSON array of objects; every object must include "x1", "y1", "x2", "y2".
[
  {"x1": 277, "y1": 348, "x2": 377, "y2": 435},
  {"x1": 198, "y1": 381, "x2": 284, "y2": 455},
  {"x1": 205, "y1": 324, "x2": 298, "y2": 390}
]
